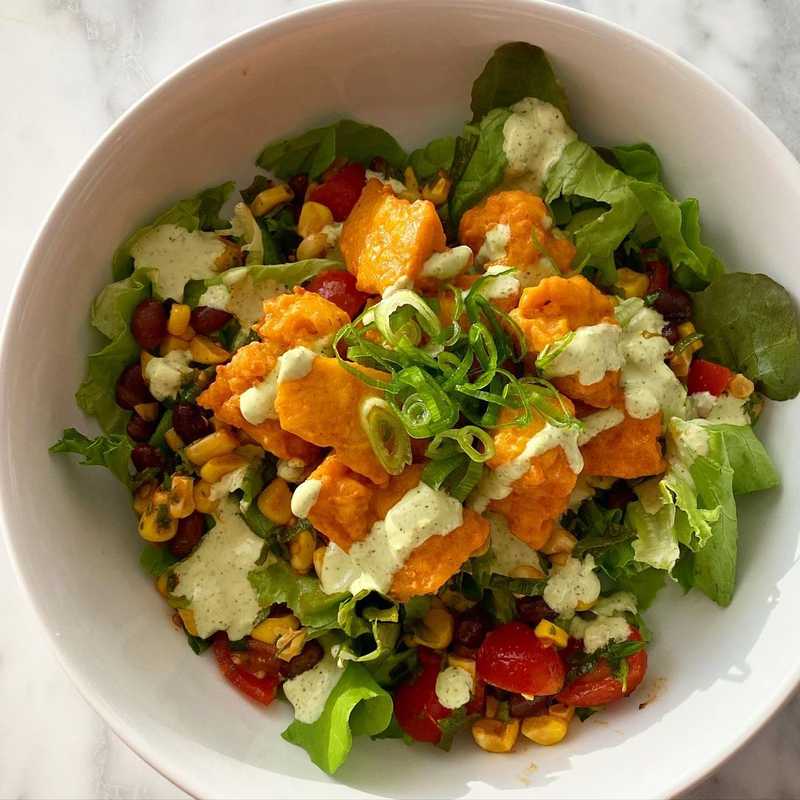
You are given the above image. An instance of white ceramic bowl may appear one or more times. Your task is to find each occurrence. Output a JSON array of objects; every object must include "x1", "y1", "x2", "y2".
[{"x1": 3, "y1": 1, "x2": 800, "y2": 797}]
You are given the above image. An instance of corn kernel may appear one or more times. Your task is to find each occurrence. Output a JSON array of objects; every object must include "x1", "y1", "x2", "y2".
[
  {"x1": 472, "y1": 718, "x2": 520, "y2": 753},
  {"x1": 185, "y1": 429, "x2": 239, "y2": 465},
  {"x1": 534, "y1": 619, "x2": 569, "y2": 648},
  {"x1": 235, "y1": 444, "x2": 265, "y2": 462},
  {"x1": 251, "y1": 614, "x2": 300, "y2": 645},
  {"x1": 190, "y1": 335, "x2": 230, "y2": 366},
  {"x1": 250, "y1": 184, "x2": 294, "y2": 217},
  {"x1": 510, "y1": 564, "x2": 546, "y2": 580},
  {"x1": 167, "y1": 304, "x2": 191, "y2": 338},
  {"x1": 277, "y1": 628, "x2": 307, "y2": 661},
  {"x1": 422, "y1": 174, "x2": 451, "y2": 206},
  {"x1": 193, "y1": 480, "x2": 219, "y2": 514},
  {"x1": 164, "y1": 428, "x2": 185, "y2": 453},
  {"x1": 549, "y1": 703, "x2": 575, "y2": 723},
  {"x1": 313, "y1": 545, "x2": 327, "y2": 577},
  {"x1": 728, "y1": 373, "x2": 754, "y2": 399},
  {"x1": 214, "y1": 238, "x2": 243, "y2": 272},
  {"x1": 616, "y1": 267, "x2": 649, "y2": 299},
  {"x1": 296, "y1": 232, "x2": 328, "y2": 260},
  {"x1": 400, "y1": 166, "x2": 420, "y2": 200},
  {"x1": 297, "y1": 201, "x2": 334, "y2": 238},
  {"x1": 541, "y1": 527, "x2": 577, "y2": 556},
  {"x1": 521, "y1": 715, "x2": 569, "y2": 746},
  {"x1": 677, "y1": 321, "x2": 696, "y2": 338},
  {"x1": 410, "y1": 607, "x2": 454, "y2": 650},
  {"x1": 155, "y1": 571, "x2": 169, "y2": 597},
  {"x1": 447, "y1": 655, "x2": 477, "y2": 689},
  {"x1": 160, "y1": 335, "x2": 190, "y2": 355},
  {"x1": 133, "y1": 481, "x2": 156, "y2": 515},
  {"x1": 138, "y1": 490, "x2": 178, "y2": 542},
  {"x1": 575, "y1": 599, "x2": 595, "y2": 612},
  {"x1": 199, "y1": 453, "x2": 248, "y2": 484},
  {"x1": 549, "y1": 552, "x2": 570, "y2": 567},
  {"x1": 178, "y1": 608, "x2": 198, "y2": 637},
  {"x1": 257, "y1": 478, "x2": 293, "y2": 525},
  {"x1": 134, "y1": 402, "x2": 160, "y2": 422},
  {"x1": 168, "y1": 475, "x2": 196, "y2": 519},
  {"x1": 289, "y1": 529, "x2": 316, "y2": 575}
]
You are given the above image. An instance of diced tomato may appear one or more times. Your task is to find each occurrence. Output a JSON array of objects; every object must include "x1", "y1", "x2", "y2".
[
  {"x1": 310, "y1": 163, "x2": 367, "y2": 221},
  {"x1": 476, "y1": 621, "x2": 566, "y2": 696},
  {"x1": 212, "y1": 634, "x2": 278, "y2": 706},
  {"x1": 556, "y1": 628, "x2": 647, "y2": 708},
  {"x1": 306, "y1": 269, "x2": 370, "y2": 319},
  {"x1": 645, "y1": 258, "x2": 670, "y2": 293},
  {"x1": 394, "y1": 647, "x2": 451, "y2": 743},
  {"x1": 687, "y1": 358, "x2": 734, "y2": 396}
]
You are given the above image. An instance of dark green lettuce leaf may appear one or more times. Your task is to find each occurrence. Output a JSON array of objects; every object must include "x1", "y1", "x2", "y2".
[
  {"x1": 611, "y1": 143, "x2": 663, "y2": 184},
  {"x1": 139, "y1": 544, "x2": 178, "y2": 577},
  {"x1": 407, "y1": 136, "x2": 456, "y2": 181},
  {"x1": 470, "y1": 42, "x2": 569, "y2": 123},
  {"x1": 256, "y1": 119, "x2": 406, "y2": 180},
  {"x1": 707, "y1": 423, "x2": 779, "y2": 495},
  {"x1": 49, "y1": 428, "x2": 133, "y2": 486},
  {"x1": 692, "y1": 272, "x2": 800, "y2": 400}
]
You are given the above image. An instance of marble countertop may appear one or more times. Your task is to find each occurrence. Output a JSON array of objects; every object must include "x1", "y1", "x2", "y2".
[{"x1": 1, "y1": 1, "x2": 799, "y2": 797}]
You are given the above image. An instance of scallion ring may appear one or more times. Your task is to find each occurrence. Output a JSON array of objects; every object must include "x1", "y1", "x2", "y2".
[
  {"x1": 374, "y1": 289, "x2": 442, "y2": 346},
  {"x1": 427, "y1": 425, "x2": 495, "y2": 463},
  {"x1": 359, "y1": 397, "x2": 412, "y2": 476}
]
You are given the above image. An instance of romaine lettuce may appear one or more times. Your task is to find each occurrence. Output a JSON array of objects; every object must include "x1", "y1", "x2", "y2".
[
  {"x1": 49, "y1": 428, "x2": 133, "y2": 486},
  {"x1": 611, "y1": 143, "x2": 663, "y2": 184}
]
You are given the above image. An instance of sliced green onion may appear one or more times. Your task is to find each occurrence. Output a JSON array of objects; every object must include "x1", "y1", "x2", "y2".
[
  {"x1": 447, "y1": 458, "x2": 484, "y2": 502},
  {"x1": 359, "y1": 398, "x2": 412, "y2": 476},
  {"x1": 427, "y1": 426, "x2": 495, "y2": 463},
  {"x1": 520, "y1": 377, "x2": 583, "y2": 429},
  {"x1": 469, "y1": 323, "x2": 498, "y2": 375},
  {"x1": 389, "y1": 366, "x2": 459, "y2": 437},
  {"x1": 440, "y1": 283, "x2": 466, "y2": 347},
  {"x1": 673, "y1": 331, "x2": 703, "y2": 354},
  {"x1": 374, "y1": 289, "x2": 442, "y2": 346},
  {"x1": 536, "y1": 330, "x2": 576, "y2": 373},
  {"x1": 421, "y1": 455, "x2": 464, "y2": 490}
]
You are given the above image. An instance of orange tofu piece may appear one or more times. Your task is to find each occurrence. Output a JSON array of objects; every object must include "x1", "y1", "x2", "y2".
[
  {"x1": 487, "y1": 406, "x2": 578, "y2": 549},
  {"x1": 274, "y1": 356, "x2": 390, "y2": 485},
  {"x1": 340, "y1": 178, "x2": 446, "y2": 295},
  {"x1": 255, "y1": 287, "x2": 351, "y2": 344},
  {"x1": 580, "y1": 401, "x2": 665, "y2": 479},
  {"x1": 197, "y1": 342, "x2": 319, "y2": 462},
  {"x1": 459, "y1": 190, "x2": 576, "y2": 276},
  {"x1": 553, "y1": 371, "x2": 621, "y2": 410}
]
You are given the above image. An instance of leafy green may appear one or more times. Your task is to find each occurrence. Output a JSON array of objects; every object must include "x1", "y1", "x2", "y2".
[
  {"x1": 185, "y1": 632, "x2": 211, "y2": 655},
  {"x1": 282, "y1": 662, "x2": 393, "y2": 774},
  {"x1": 608, "y1": 566, "x2": 666, "y2": 611},
  {"x1": 138, "y1": 544, "x2": 177, "y2": 578},
  {"x1": 50, "y1": 428, "x2": 133, "y2": 486},
  {"x1": 148, "y1": 408, "x2": 172, "y2": 448},
  {"x1": 708, "y1": 423, "x2": 779, "y2": 495},
  {"x1": 469, "y1": 42, "x2": 569, "y2": 123},
  {"x1": 244, "y1": 259, "x2": 343, "y2": 286},
  {"x1": 611, "y1": 143, "x2": 662, "y2": 184},
  {"x1": 111, "y1": 183, "x2": 234, "y2": 281},
  {"x1": 257, "y1": 119, "x2": 406, "y2": 180},
  {"x1": 437, "y1": 706, "x2": 477, "y2": 752},
  {"x1": 241, "y1": 504, "x2": 278, "y2": 539},
  {"x1": 407, "y1": 137, "x2": 456, "y2": 181},
  {"x1": 692, "y1": 272, "x2": 800, "y2": 400},
  {"x1": 449, "y1": 108, "x2": 511, "y2": 226},
  {"x1": 75, "y1": 268, "x2": 152, "y2": 433},
  {"x1": 367, "y1": 647, "x2": 418, "y2": 689}
]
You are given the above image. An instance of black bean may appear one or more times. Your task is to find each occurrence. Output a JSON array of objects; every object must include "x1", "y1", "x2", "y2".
[
  {"x1": 115, "y1": 364, "x2": 153, "y2": 410},
  {"x1": 653, "y1": 287, "x2": 692, "y2": 322},
  {"x1": 127, "y1": 413, "x2": 156, "y2": 442},
  {"x1": 131, "y1": 444, "x2": 165, "y2": 472},
  {"x1": 280, "y1": 640, "x2": 324, "y2": 679},
  {"x1": 172, "y1": 403, "x2": 212, "y2": 444},
  {"x1": 515, "y1": 597, "x2": 555, "y2": 628}
]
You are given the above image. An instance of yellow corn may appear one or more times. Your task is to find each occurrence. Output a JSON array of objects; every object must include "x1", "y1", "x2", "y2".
[
  {"x1": 178, "y1": 608, "x2": 198, "y2": 637},
  {"x1": 471, "y1": 718, "x2": 520, "y2": 753},
  {"x1": 168, "y1": 475, "x2": 196, "y2": 519},
  {"x1": 155, "y1": 572, "x2": 169, "y2": 597},
  {"x1": 401, "y1": 166, "x2": 420, "y2": 200},
  {"x1": 296, "y1": 232, "x2": 328, "y2": 260},
  {"x1": 409, "y1": 607, "x2": 454, "y2": 650},
  {"x1": 289, "y1": 529, "x2": 316, "y2": 575},
  {"x1": 541, "y1": 527, "x2": 577, "y2": 556},
  {"x1": 728, "y1": 373, "x2": 754, "y2": 399},
  {"x1": 160, "y1": 335, "x2": 190, "y2": 355},
  {"x1": 549, "y1": 552, "x2": 570, "y2": 567},
  {"x1": 138, "y1": 490, "x2": 178, "y2": 542},
  {"x1": 140, "y1": 351, "x2": 154, "y2": 372},
  {"x1": 297, "y1": 201, "x2": 334, "y2": 238},
  {"x1": 185, "y1": 429, "x2": 239, "y2": 465},
  {"x1": 257, "y1": 478, "x2": 293, "y2": 525},
  {"x1": 549, "y1": 703, "x2": 575, "y2": 723},
  {"x1": 236, "y1": 444, "x2": 265, "y2": 462},
  {"x1": 485, "y1": 695, "x2": 499, "y2": 720},
  {"x1": 669, "y1": 349, "x2": 693, "y2": 378},
  {"x1": 190, "y1": 335, "x2": 230, "y2": 365},
  {"x1": 447, "y1": 654, "x2": 477, "y2": 689},
  {"x1": 576, "y1": 599, "x2": 596, "y2": 612},
  {"x1": 510, "y1": 564, "x2": 546, "y2": 580},
  {"x1": 313, "y1": 545, "x2": 327, "y2": 577},
  {"x1": 677, "y1": 321, "x2": 696, "y2": 338},
  {"x1": 199, "y1": 453, "x2": 248, "y2": 484},
  {"x1": 133, "y1": 481, "x2": 156, "y2": 515},
  {"x1": 422, "y1": 174, "x2": 452, "y2": 206},
  {"x1": 134, "y1": 402, "x2": 160, "y2": 422},
  {"x1": 251, "y1": 613, "x2": 300, "y2": 645},
  {"x1": 167, "y1": 304, "x2": 191, "y2": 338},
  {"x1": 277, "y1": 628, "x2": 307, "y2": 661},
  {"x1": 193, "y1": 480, "x2": 219, "y2": 514},
  {"x1": 534, "y1": 619, "x2": 569, "y2": 648},
  {"x1": 250, "y1": 184, "x2": 294, "y2": 217},
  {"x1": 164, "y1": 428, "x2": 185, "y2": 453},
  {"x1": 616, "y1": 267, "x2": 649, "y2": 299},
  {"x1": 521, "y1": 715, "x2": 569, "y2": 746},
  {"x1": 214, "y1": 238, "x2": 243, "y2": 272}
]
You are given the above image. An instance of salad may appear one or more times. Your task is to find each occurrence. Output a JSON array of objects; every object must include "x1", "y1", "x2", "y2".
[{"x1": 53, "y1": 42, "x2": 800, "y2": 774}]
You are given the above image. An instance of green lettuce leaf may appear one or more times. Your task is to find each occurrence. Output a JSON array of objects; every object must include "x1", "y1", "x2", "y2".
[
  {"x1": 334, "y1": 602, "x2": 400, "y2": 665},
  {"x1": 407, "y1": 136, "x2": 456, "y2": 181},
  {"x1": 75, "y1": 269, "x2": 152, "y2": 432},
  {"x1": 706, "y1": 422, "x2": 779, "y2": 495},
  {"x1": 139, "y1": 544, "x2": 178, "y2": 577},
  {"x1": 691, "y1": 272, "x2": 800, "y2": 400},
  {"x1": 256, "y1": 119, "x2": 406, "y2": 180},
  {"x1": 627, "y1": 500, "x2": 680, "y2": 572},
  {"x1": 282, "y1": 662, "x2": 393, "y2": 774},
  {"x1": 611, "y1": 143, "x2": 663, "y2": 184},
  {"x1": 111, "y1": 183, "x2": 234, "y2": 281},
  {"x1": 470, "y1": 42, "x2": 569, "y2": 123},
  {"x1": 49, "y1": 428, "x2": 133, "y2": 486}
]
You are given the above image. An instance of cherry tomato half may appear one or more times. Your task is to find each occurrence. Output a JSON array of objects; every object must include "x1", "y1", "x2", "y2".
[
  {"x1": 394, "y1": 647, "x2": 451, "y2": 743},
  {"x1": 212, "y1": 634, "x2": 279, "y2": 706},
  {"x1": 687, "y1": 358, "x2": 734, "y2": 396},
  {"x1": 310, "y1": 163, "x2": 367, "y2": 221},
  {"x1": 556, "y1": 629, "x2": 647, "y2": 708},
  {"x1": 306, "y1": 269, "x2": 369, "y2": 319},
  {"x1": 476, "y1": 621, "x2": 566, "y2": 696}
]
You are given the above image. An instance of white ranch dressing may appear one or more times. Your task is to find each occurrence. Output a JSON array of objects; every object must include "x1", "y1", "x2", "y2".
[
  {"x1": 516, "y1": 257, "x2": 558, "y2": 289},
  {"x1": 476, "y1": 224, "x2": 511, "y2": 266},
  {"x1": 485, "y1": 513, "x2": 544, "y2": 576},
  {"x1": 502, "y1": 97, "x2": 577, "y2": 193},
  {"x1": 144, "y1": 349, "x2": 193, "y2": 401},
  {"x1": 435, "y1": 667, "x2": 473, "y2": 710},
  {"x1": 291, "y1": 479, "x2": 322, "y2": 519},
  {"x1": 688, "y1": 392, "x2": 751, "y2": 426},
  {"x1": 543, "y1": 323, "x2": 624, "y2": 386},
  {"x1": 282, "y1": 653, "x2": 345, "y2": 724},
  {"x1": 277, "y1": 458, "x2": 307, "y2": 483},
  {"x1": 382, "y1": 275, "x2": 413, "y2": 299},
  {"x1": 220, "y1": 268, "x2": 285, "y2": 327},
  {"x1": 365, "y1": 169, "x2": 407, "y2": 195},
  {"x1": 239, "y1": 370, "x2": 280, "y2": 425},
  {"x1": 209, "y1": 465, "x2": 249, "y2": 502},
  {"x1": 543, "y1": 555, "x2": 601, "y2": 618},
  {"x1": 172, "y1": 498, "x2": 263, "y2": 640},
  {"x1": 131, "y1": 224, "x2": 226, "y2": 302},
  {"x1": 420, "y1": 246, "x2": 473, "y2": 280},
  {"x1": 197, "y1": 283, "x2": 231, "y2": 310},
  {"x1": 479, "y1": 265, "x2": 520, "y2": 301},
  {"x1": 577, "y1": 408, "x2": 625, "y2": 446},
  {"x1": 276, "y1": 347, "x2": 318, "y2": 384},
  {"x1": 570, "y1": 615, "x2": 631, "y2": 654}
]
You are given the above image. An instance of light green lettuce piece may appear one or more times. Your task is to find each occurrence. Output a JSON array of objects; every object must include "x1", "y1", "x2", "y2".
[
  {"x1": 611, "y1": 143, "x2": 663, "y2": 184},
  {"x1": 627, "y1": 500, "x2": 680, "y2": 572},
  {"x1": 282, "y1": 662, "x2": 393, "y2": 775},
  {"x1": 49, "y1": 428, "x2": 133, "y2": 486},
  {"x1": 333, "y1": 603, "x2": 400, "y2": 665}
]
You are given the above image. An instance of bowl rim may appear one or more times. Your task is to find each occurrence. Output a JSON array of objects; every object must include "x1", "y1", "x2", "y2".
[{"x1": 3, "y1": 0, "x2": 800, "y2": 797}]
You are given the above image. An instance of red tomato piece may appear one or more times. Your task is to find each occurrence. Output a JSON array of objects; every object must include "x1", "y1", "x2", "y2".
[
  {"x1": 476, "y1": 621, "x2": 566, "y2": 696},
  {"x1": 394, "y1": 647, "x2": 451, "y2": 743},
  {"x1": 310, "y1": 163, "x2": 367, "y2": 221},
  {"x1": 646, "y1": 259, "x2": 670, "y2": 293},
  {"x1": 212, "y1": 634, "x2": 278, "y2": 706},
  {"x1": 556, "y1": 629, "x2": 648, "y2": 708},
  {"x1": 687, "y1": 358, "x2": 734, "y2": 396},
  {"x1": 306, "y1": 269, "x2": 369, "y2": 319}
]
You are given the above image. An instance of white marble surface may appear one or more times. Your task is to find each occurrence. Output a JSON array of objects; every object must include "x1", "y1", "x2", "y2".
[{"x1": 1, "y1": 1, "x2": 799, "y2": 797}]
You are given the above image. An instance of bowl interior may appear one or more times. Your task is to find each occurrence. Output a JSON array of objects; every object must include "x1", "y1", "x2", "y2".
[{"x1": 4, "y1": 1, "x2": 800, "y2": 798}]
